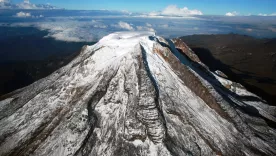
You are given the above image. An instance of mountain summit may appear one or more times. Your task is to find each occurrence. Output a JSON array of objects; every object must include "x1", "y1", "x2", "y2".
[{"x1": 0, "y1": 32, "x2": 275, "y2": 156}]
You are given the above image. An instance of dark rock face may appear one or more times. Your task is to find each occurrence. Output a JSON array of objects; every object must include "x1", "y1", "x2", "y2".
[{"x1": 0, "y1": 32, "x2": 275, "y2": 156}]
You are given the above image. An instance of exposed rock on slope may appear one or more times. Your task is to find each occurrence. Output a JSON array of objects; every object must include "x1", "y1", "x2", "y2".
[{"x1": 0, "y1": 32, "x2": 276, "y2": 156}]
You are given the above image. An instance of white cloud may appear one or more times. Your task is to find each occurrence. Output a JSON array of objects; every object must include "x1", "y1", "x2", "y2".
[
  {"x1": 225, "y1": 11, "x2": 239, "y2": 16},
  {"x1": 8, "y1": 21, "x2": 88, "y2": 42},
  {"x1": 161, "y1": 5, "x2": 203, "y2": 16},
  {"x1": 91, "y1": 20, "x2": 107, "y2": 29},
  {"x1": 36, "y1": 21, "x2": 99, "y2": 42},
  {"x1": 15, "y1": 11, "x2": 32, "y2": 18},
  {"x1": 136, "y1": 26, "x2": 143, "y2": 30},
  {"x1": 160, "y1": 24, "x2": 169, "y2": 28},
  {"x1": 16, "y1": 0, "x2": 38, "y2": 9},
  {"x1": 47, "y1": 30, "x2": 83, "y2": 42},
  {"x1": 145, "y1": 5, "x2": 203, "y2": 18},
  {"x1": 120, "y1": 10, "x2": 132, "y2": 15},
  {"x1": 148, "y1": 11, "x2": 160, "y2": 17},
  {"x1": 136, "y1": 23, "x2": 155, "y2": 31},
  {"x1": 258, "y1": 13, "x2": 268, "y2": 16},
  {"x1": 146, "y1": 23, "x2": 152, "y2": 27},
  {"x1": 114, "y1": 21, "x2": 134, "y2": 30},
  {"x1": 136, "y1": 26, "x2": 155, "y2": 32},
  {"x1": 14, "y1": 11, "x2": 44, "y2": 18},
  {"x1": 258, "y1": 13, "x2": 276, "y2": 16},
  {"x1": 147, "y1": 27, "x2": 155, "y2": 32},
  {"x1": 92, "y1": 24, "x2": 107, "y2": 29}
]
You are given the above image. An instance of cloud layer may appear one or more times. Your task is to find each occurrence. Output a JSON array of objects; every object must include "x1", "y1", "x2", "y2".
[
  {"x1": 7, "y1": 18, "x2": 155, "y2": 42},
  {"x1": 3, "y1": 10, "x2": 276, "y2": 42}
]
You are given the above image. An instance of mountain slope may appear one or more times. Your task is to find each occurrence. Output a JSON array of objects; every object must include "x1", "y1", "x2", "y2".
[
  {"x1": 0, "y1": 32, "x2": 275, "y2": 156},
  {"x1": 180, "y1": 34, "x2": 276, "y2": 105}
]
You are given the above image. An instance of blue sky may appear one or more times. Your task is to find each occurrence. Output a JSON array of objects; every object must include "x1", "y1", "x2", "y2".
[
  {"x1": 1, "y1": 1, "x2": 276, "y2": 41},
  {"x1": 12, "y1": 0, "x2": 276, "y2": 15}
]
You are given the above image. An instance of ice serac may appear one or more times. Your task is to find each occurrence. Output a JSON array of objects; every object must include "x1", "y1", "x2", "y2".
[{"x1": 0, "y1": 32, "x2": 276, "y2": 156}]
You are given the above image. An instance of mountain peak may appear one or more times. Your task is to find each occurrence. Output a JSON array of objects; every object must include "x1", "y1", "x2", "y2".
[{"x1": 0, "y1": 32, "x2": 276, "y2": 156}]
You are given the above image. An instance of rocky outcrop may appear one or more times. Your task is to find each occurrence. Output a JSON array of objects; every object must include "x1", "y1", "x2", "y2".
[
  {"x1": 0, "y1": 32, "x2": 275, "y2": 156},
  {"x1": 172, "y1": 38, "x2": 203, "y2": 65}
]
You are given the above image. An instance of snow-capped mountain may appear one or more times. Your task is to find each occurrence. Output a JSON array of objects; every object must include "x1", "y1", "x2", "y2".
[
  {"x1": 0, "y1": 0, "x2": 60, "y2": 10},
  {"x1": 0, "y1": 0, "x2": 15, "y2": 9},
  {"x1": 0, "y1": 32, "x2": 275, "y2": 156}
]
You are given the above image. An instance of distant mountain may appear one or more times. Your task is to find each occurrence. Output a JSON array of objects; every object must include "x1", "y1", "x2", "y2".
[
  {"x1": 0, "y1": 0, "x2": 61, "y2": 10},
  {"x1": 0, "y1": 0, "x2": 15, "y2": 9},
  {"x1": 180, "y1": 34, "x2": 276, "y2": 106},
  {"x1": 0, "y1": 32, "x2": 275, "y2": 156}
]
